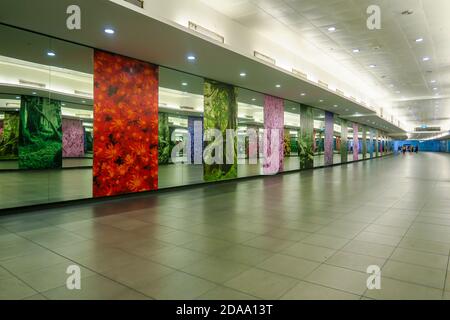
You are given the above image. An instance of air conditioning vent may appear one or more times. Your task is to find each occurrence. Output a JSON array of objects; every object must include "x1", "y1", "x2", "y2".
[
  {"x1": 19, "y1": 79, "x2": 46, "y2": 88},
  {"x1": 124, "y1": 0, "x2": 143, "y2": 8},
  {"x1": 318, "y1": 80, "x2": 328, "y2": 89},
  {"x1": 188, "y1": 21, "x2": 225, "y2": 43},
  {"x1": 253, "y1": 51, "x2": 276, "y2": 65},
  {"x1": 415, "y1": 126, "x2": 440, "y2": 132},
  {"x1": 292, "y1": 68, "x2": 307, "y2": 79},
  {"x1": 74, "y1": 90, "x2": 93, "y2": 97}
]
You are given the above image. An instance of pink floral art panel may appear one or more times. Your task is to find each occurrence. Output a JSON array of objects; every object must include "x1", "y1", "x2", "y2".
[
  {"x1": 62, "y1": 118, "x2": 85, "y2": 158},
  {"x1": 353, "y1": 123, "x2": 359, "y2": 161},
  {"x1": 263, "y1": 95, "x2": 284, "y2": 174}
]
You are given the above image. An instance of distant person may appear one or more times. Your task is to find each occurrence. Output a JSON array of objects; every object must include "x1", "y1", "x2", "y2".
[
  {"x1": 402, "y1": 146, "x2": 406, "y2": 155},
  {"x1": 415, "y1": 146, "x2": 418, "y2": 153}
]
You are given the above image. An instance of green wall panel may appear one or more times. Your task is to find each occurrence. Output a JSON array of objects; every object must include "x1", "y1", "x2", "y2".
[
  {"x1": 203, "y1": 79, "x2": 237, "y2": 181},
  {"x1": 158, "y1": 112, "x2": 171, "y2": 164},
  {"x1": 19, "y1": 96, "x2": 62, "y2": 169},
  {"x1": 0, "y1": 111, "x2": 19, "y2": 159},
  {"x1": 340, "y1": 119, "x2": 348, "y2": 163},
  {"x1": 299, "y1": 104, "x2": 314, "y2": 169}
]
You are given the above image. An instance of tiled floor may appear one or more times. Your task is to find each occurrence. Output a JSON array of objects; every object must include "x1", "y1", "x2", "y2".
[{"x1": 1, "y1": 152, "x2": 450, "y2": 300}]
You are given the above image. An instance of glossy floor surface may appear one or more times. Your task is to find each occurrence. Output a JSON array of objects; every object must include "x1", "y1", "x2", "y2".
[
  {"x1": 0, "y1": 154, "x2": 375, "y2": 210},
  {"x1": 1, "y1": 152, "x2": 449, "y2": 300}
]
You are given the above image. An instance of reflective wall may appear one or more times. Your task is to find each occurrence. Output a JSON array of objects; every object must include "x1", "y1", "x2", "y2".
[{"x1": 0, "y1": 24, "x2": 393, "y2": 210}]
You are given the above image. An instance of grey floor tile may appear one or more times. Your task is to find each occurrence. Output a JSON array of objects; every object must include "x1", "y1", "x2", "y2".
[
  {"x1": 282, "y1": 243, "x2": 336, "y2": 262},
  {"x1": 342, "y1": 240, "x2": 396, "y2": 259},
  {"x1": 225, "y1": 268, "x2": 298, "y2": 299},
  {"x1": 390, "y1": 247, "x2": 448, "y2": 270},
  {"x1": 305, "y1": 264, "x2": 368, "y2": 295},
  {"x1": 147, "y1": 246, "x2": 210, "y2": 269},
  {"x1": 382, "y1": 260, "x2": 446, "y2": 289},
  {"x1": 15, "y1": 262, "x2": 95, "y2": 292},
  {"x1": 326, "y1": 251, "x2": 386, "y2": 273},
  {"x1": 0, "y1": 277, "x2": 37, "y2": 300},
  {"x1": 181, "y1": 257, "x2": 250, "y2": 283},
  {"x1": 355, "y1": 231, "x2": 402, "y2": 247},
  {"x1": 217, "y1": 245, "x2": 273, "y2": 266},
  {"x1": 242, "y1": 235, "x2": 295, "y2": 253},
  {"x1": 197, "y1": 286, "x2": 258, "y2": 300},
  {"x1": 301, "y1": 234, "x2": 350, "y2": 250},
  {"x1": 364, "y1": 277, "x2": 443, "y2": 300},
  {"x1": 257, "y1": 254, "x2": 319, "y2": 279},
  {"x1": 42, "y1": 274, "x2": 148, "y2": 300},
  {"x1": 398, "y1": 237, "x2": 450, "y2": 256},
  {"x1": 0, "y1": 251, "x2": 71, "y2": 275},
  {"x1": 137, "y1": 271, "x2": 217, "y2": 300},
  {"x1": 100, "y1": 260, "x2": 175, "y2": 288},
  {"x1": 280, "y1": 281, "x2": 360, "y2": 300}
]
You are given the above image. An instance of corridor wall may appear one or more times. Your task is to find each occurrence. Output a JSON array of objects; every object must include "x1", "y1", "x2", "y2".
[{"x1": 0, "y1": 23, "x2": 396, "y2": 210}]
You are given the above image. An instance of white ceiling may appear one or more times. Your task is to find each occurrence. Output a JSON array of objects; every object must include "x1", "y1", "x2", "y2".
[{"x1": 200, "y1": 0, "x2": 450, "y2": 132}]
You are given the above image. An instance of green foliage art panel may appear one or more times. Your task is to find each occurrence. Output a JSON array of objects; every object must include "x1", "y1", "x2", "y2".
[
  {"x1": 340, "y1": 119, "x2": 348, "y2": 163},
  {"x1": 0, "y1": 112, "x2": 19, "y2": 159},
  {"x1": 158, "y1": 112, "x2": 171, "y2": 164},
  {"x1": 299, "y1": 105, "x2": 314, "y2": 169},
  {"x1": 203, "y1": 79, "x2": 237, "y2": 181},
  {"x1": 19, "y1": 96, "x2": 62, "y2": 169},
  {"x1": 284, "y1": 130, "x2": 292, "y2": 157}
]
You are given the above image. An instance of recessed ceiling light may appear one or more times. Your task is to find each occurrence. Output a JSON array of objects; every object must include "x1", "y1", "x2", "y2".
[
  {"x1": 182, "y1": 82, "x2": 188, "y2": 86},
  {"x1": 433, "y1": 87, "x2": 438, "y2": 90},
  {"x1": 32, "y1": 92, "x2": 37, "y2": 95},
  {"x1": 82, "y1": 100, "x2": 86, "y2": 103},
  {"x1": 401, "y1": 10, "x2": 414, "y2": 15},
  {"x1": 275, "y1": 84, "x2": 281, "y2": 88},
  {"x1": 333, "y1": 104, "x2": 338, "y2": 107},
  {"x1": 47, "y1": 51, "x2": 56, "y2": 57},
  {"x1": 104, "y1": 28, "x2": 115, "y2": 34},
  {"x1": 430, "y1": 80, "x2": 436, "y2": 83},
  {"x1": 15, "y1": 96, "x2": 20, "y2": 99},
  {"x1": 327, "y1": 26, "x2": 336, "y2": 32},
  {"x1": 251, "y1": 98, "x2": 256, "y2": 101},
  {"x1": 422, "y1": 56, "x2": 430, "y2": 61},
  {"x1": 301, "y1": 93, "x2": 306, "y2": 96},
  {"x1": 369, "y1": 64, "x2": 376, "y2": 68},
  {"x1": 61, "y1": 103, "x2": 66, "y2": 106},
  {"x1": 352, "y1": 48, "x2": 360, "y2": 53},
  {"x1": 240, "y1": 72, "x2": 246, "y2": 77},
  {"x1": 415, "y1": 38, "x2": 423, "y2": 43},
  {"x1": 187, "y1": 55, "x2": 196, "y2": 61},
  {"x1": 319, "y1": 100, "x2": 323, "y2": 103}
]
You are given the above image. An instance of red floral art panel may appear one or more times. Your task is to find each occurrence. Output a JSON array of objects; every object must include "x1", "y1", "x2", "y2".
[{"x1": 93, "y1": 50, "x2": 159, "y2": 197}]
